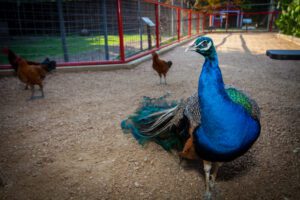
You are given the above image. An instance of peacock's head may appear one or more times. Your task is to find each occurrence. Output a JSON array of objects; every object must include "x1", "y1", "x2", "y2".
[{"x1": 185, "y1": 36, "x2": 216, "y2": 57}]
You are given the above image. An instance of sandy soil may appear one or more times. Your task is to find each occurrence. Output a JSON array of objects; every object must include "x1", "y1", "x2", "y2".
[{"x1": 0, "y1": 33, "x2": 299, "y2": 200}]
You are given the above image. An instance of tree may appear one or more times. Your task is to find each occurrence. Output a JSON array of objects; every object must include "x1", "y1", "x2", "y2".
[
  {"x1": 276, "y1": 0, "x2": 300, "y2": 37},
  {"x1": 190, "y1": 0, "x2": 247, "y2": 12},
  {"x1": 189, "y1": 0, "x2": 273, "y2": 12}
]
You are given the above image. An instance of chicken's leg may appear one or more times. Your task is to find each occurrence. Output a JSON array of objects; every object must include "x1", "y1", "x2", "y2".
[
  {"x1": 159, "y1": 74, "x2": 162, "y2": 84},
  {"x1": 29, "y1": 85, "x2": 35, "y2": 100},
  {"x1": 39, "y1": 84, "x2": 44, "y2": 98},
  {"x1": 29, "y1": 84, "x2": 44, "y2": 100}
]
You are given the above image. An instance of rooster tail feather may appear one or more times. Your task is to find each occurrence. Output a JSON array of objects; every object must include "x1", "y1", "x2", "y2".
[
  {"x1": 167, "y1": 61, "x2": 172, "y2": 68},
  {"x1": 121, "y1": 95, "x2": 187, "y2": 151},
  {"x1": 41, "y1": 58, "x2": 56, "y2": 72}
]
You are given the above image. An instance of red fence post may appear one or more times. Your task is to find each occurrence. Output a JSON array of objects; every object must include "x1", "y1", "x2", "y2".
[
  {"x1": 177, "y1": 8, "x2": 181, "y2": 42},
  {"x1": 116, "y1": 0, "x2": 125, "y2": 62},
  {"x1": 226, "y1": 13, "x2": 228, "y2": 32},
  {"x1": 202, "y1": 13, "x2": 205, "y2": 33},
  {"x1": 188, "y1": 11, "x2": 192, "y2": 37},
  {"x1": 155, "y1": 3, "x2": 160, "y2": 48},
  {"x1": 197, "y1": 13, "x2": 200, "y2": 35},
  {"x1": 269, "y1": 12, "x2": 274, "y2": 32}
]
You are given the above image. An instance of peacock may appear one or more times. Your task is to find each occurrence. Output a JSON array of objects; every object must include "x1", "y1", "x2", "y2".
[{"x1": 121, "y1": 36, "x2": 261, "y2": 198}]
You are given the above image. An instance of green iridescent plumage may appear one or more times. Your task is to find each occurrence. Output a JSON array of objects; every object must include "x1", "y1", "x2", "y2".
[
  {"x1": 121, "y1": 94, "x2": 188, "y2": 151},
  {"x1": 226, "y1": 87, "x2": 252, "y2": 114},
  {"x1": 225, "y1": 86, "x2": 260, "y2": 120}
]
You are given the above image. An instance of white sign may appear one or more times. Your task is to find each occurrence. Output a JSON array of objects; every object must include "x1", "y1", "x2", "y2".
[
  {"x1": 142, "y1": 17, "x2": 155, "y2": 27},
  {"x1": 243, "y1": 18, "x2": 252, "y2": 24}
]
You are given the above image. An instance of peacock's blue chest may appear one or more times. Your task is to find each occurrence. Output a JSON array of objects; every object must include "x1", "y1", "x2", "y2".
[{"x1": 194, "y1": 57, "x2": 260, "y2": 162}]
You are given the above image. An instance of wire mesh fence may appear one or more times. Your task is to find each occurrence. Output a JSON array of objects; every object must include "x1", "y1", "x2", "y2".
[
  {"x1": 180, "y1": 10, "x2": 189, "y2": 38},
  {"x1": 191, "y1": 13, "x2": 199, "y2": 35},
  {"x1": 0, "y1": 0, "x2": 121, "y2": 65},
  {"x1": 159, "y1": 5, "x2": 178, "y2": 46},
  {"x1": 122, "y1": 0, "x2": 156, "y2": 59},
  {"x1": 0, "y1": 0, "x2": 279, "y2": 69}
]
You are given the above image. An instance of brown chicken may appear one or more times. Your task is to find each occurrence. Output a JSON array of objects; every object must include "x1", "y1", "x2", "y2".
[
  {"x1": 152, "y1": 52, "x2": 172, "y2": 84},
  {"x1": 2, "y1": 48, "x2": 56, "y2": 73},
  {"x1": 16, "y1": 57, "x2": 46, "y2": 100},
  {"x1": 2, "y1": 48, "x2": 56, "y2": 92}
]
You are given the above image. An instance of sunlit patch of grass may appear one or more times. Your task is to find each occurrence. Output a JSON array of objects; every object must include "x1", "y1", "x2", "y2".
[{"x1": 0, "y1": 34, "x2": 153, "y2": 64}]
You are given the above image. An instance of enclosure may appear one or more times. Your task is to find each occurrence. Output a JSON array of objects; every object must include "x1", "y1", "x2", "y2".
[
  {"x1": 0, "y1": 0, "x2": 279, "y2": 70},
  {"x1": 0, "y1": 33, "x2": 299, "y2": 199}
]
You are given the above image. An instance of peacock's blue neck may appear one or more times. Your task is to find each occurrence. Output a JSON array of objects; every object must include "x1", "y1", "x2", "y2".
[
  {"x1": 198, "y1": 52, "x2": 226, "y2": 102},
  {"x1": 197, "y1": 51, "x2": 232, "y2": 131}
]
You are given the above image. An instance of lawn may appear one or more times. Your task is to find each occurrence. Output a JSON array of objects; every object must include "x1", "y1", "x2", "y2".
[{"x1": 0, "y1": 34, "x2": 156, "y2": 64}]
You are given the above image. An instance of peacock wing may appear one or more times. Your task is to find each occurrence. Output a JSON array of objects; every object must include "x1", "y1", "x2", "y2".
[
  {"x1": 183, "y1": 92, "x2": 201, "y2": 128},
  {"x1": 225, "y1": 85, "x2": 260, "y2": 120},
  {"x1": 181, "y1": 85, "x2": 260, "y2": 129}
]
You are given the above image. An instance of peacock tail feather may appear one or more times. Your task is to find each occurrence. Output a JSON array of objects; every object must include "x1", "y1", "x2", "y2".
[{"x1": 121, "y1": 94, "x2": 189, "y2": 151}]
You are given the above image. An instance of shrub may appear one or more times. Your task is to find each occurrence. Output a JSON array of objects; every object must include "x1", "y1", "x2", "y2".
[{"x1": 276, "y1": 0, "x2": 300, "y2": 37}]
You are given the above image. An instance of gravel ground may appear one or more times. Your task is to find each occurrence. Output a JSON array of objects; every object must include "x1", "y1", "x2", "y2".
[{"x1": 0, "y1": 33, "x2": 299, "y2": 200}]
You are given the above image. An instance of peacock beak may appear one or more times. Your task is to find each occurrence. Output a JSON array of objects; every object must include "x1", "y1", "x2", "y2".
[
  {"x1": 185, "y1": 39, "x2": 197, "y2": 52},
  {"x1": 185, "y1": 45, "x2": 196, "y2": 52}
]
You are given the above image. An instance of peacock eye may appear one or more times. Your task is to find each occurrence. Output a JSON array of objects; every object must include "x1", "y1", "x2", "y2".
[{"x1": 202, "y1": 41, "x2": 208, "y2": 47}]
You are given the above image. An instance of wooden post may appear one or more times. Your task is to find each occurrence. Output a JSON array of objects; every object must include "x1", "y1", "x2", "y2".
[
  {"x1": 116, "y1": 0, "x2": 125, "y2": 62},
  {"x1": 147, "y1": 25, "x2": 152, "y2": 49},
  {"x1": 57, "y1": 0, "x2": 69, "y2": 62},
  {"x1": 101, "y1": 0, "x2": 109, "y2": 60},
  {"x1": 137, "y1": 0, "x2": 143, "y2": 50}
]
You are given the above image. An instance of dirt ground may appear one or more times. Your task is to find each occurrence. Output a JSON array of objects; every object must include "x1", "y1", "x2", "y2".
[{"x1": 0, "y1": 33, "x2": 299, "y2": 200}]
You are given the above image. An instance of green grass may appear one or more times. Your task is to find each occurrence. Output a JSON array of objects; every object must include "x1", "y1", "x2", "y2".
[
  {"x1": 161, "y1": 37, "x2": 177, "y2": 46},
  {"x1": 0, "y1": 34, "x2": 152, "y2": 64}
]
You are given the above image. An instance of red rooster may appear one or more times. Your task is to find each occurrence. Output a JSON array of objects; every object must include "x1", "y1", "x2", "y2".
[{"x1": 152, "y1": 52, "x2": 172, "y2": 84}]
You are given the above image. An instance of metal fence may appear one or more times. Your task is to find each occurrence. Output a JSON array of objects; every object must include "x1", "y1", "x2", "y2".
[
  {"x1": 0, "y1": 0, "x2": 279, "y2": 69},
  {"x1": 203, "y1": 11, "x2": 280, "y2": 33}
]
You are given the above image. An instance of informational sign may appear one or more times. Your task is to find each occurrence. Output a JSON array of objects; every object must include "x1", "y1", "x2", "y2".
[
  {"x1": 142, "y1": 17, "x2": 155, "y2": 27},
  {"x1": 243, "y1": 18, "x2": 252, "y2": 24}
]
